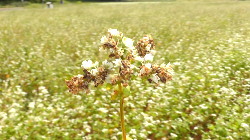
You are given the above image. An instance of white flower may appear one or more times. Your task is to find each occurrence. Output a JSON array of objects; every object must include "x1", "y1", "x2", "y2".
[
  {"x1": 105, "y1": 74, "x2": 116, "y2": 84},
  {"x1": 241, "y1": 123, "x2": 249, "y2": 129},
  {"x1": 100, "y1": 36, "x2": 108, "y2": 44},
  {"x1": 173, "y1": 62, "x2": 181, "y2": 66},
  {"x1": 143, "y1": 36, "x2": 149, "y2": 41},
  {"x1": 140, "y1": 68, "x2": 146, "y2": 75},
  {"x1": 81, "y1": 60, "x2": 98, "y2": 70},
  {"x1": 98, "y1": 108, "x2": 109, "y2": 113},
  {"x1": 161, "y1": 62, "x2": 174, "y2": 75},
  {"x1": 170, "y1": 133, "x2": 178, "y2": 138},
  {"x1": 117, "y1": 48, "x2": 124, "y2": 56},
  {"x1": 130, "y1": 64, "x2": 136, "y2": 69},
  {"x1": 144, "y1": 53, "x2": 154, "y2": 62},
  {"x1": 9, "y1": 108, "x2": 16, "y2": 113},
  {"x1": 199, "y1": 104, "x2": 208, "y2": 109},
  {"x1": 102, "y1": 129, "x2": 108, "y2": 133},
  {"x1": 131, "y1": 49, "x2": 138, "y2": 56},
  {"x1": 90, "y1": 69, "x2": 98, "y2": 76},
  {"x1": 37, "y1": 103, "x2": 44, "y2": 108},
  {"x1": 28, "y1": 102, "x2": 35, "y2": 109},
  {"x1": 134, "y1": 56, "x2": 144, "y2": 62},
  {"x1": 76, "y1": 74, "x2": 83, "y2": 78},
  {"x1": 93, "y1": 61, "x2": 99, "y2": 67},
  {"x1": 140, "y1": 63, "x2": 152, "y2": 75},
  {"x1": 108, "y1": 29, "x2": 120, "y2": 36},
  {"x1": 113, "y1": 59, "x2": 122, "y2": 67},
  {"x1": 122, "y1": 37, "x2": 134, "y2": 50},
  {"x1": 145, "y1": 63, "x2": 152, "y2": 69},
  {"x1": 160, "y1": 63, "x2": 167, "y2": 68},
  {"x1": 145, "y1": 44, "x2": 151, "y2": 51},
  {"x1": 109, "y1": 48, "x2": 115, "y2": 53},
  {"x1": 102, "y1": 60, "x2": 113, "y2": 69},
  {"x1": 151, "y1": 74, "x2": 160, "y2": 83},
  {"x1": 129, "y1": 129, "x2": 137, "y2": 135},
  {"x1": 105, "y1": 75, "x2": 112, "y2": 84}
]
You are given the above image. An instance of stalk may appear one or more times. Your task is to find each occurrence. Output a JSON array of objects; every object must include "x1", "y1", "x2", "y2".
[{"x1": 118, "y1": 83, "x2": 126, "y2": 140}]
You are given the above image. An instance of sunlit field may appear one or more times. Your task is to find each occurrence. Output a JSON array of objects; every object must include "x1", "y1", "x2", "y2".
[{"x1": 0, "y1": 1, "x2": 250, "y2": 139}]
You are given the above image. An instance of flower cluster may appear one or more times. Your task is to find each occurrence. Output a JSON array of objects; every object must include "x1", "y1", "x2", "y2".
[
  {"x1": 66, "y1": 29, "x2": 174, "y2": 94},
  {"x1": 140, "y1": 63, "x2": 174, "y2": 84}
]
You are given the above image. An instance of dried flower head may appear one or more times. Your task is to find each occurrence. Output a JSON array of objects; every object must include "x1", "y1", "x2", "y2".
[
  {"x1": 135, "y1": 35, "x2": 155, "y2": 57},
  {"x1": 66, "y1": 29, "x2": 173, "y2": 94}
]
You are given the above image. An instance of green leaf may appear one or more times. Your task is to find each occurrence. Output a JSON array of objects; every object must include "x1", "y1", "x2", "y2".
[
  {"x1": 105, "y1": 83, "x2": 113, "y2": 90},
  {"x1": 126, "y1": 136, "x2": 133, "y2": 140},
  {"x1": 123, "y1": 86, "x2": 131, "y2": 97}
]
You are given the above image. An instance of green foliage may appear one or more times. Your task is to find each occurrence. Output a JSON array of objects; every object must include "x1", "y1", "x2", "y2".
[{"x1": 0, "y1": 1, "x2": 250, "y2": 139}]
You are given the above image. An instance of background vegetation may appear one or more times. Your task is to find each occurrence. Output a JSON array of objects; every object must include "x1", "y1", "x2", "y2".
[
  {"x1": 0, "y1": 1, "x2": 250, "y2": 139},
  {"x1": 1, "y1": 0, "x2": 248, "y2": 5}
]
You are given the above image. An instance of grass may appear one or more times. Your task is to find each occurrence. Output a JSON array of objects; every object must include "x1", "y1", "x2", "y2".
[{"x1": 0, "y1": 1, "x2": 250, "y2": 139}]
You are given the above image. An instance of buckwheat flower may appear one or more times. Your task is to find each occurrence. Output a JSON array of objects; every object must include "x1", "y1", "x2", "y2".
[
  {"x1": 199, "y1": 104, "x2": 208, "y2": 109},
  {"x1": 113, "y1": 59, "x2": 122, "y2": 67},
  {"x1": 170, "y1": 133, "x2": 178, "y2": 138},
  {"x1": 161, "y1": 63, "x2": 174, "y2": 75},
  {"x1": 76, "y1": 74, "x2": 83, "y2": 78},
  {"x1": 166, "y1": 63, "x2": 174, "y2": 75},
  {"x1": 105, "y1": 74, "x2": 112, "y2": 84},
  {"x1": 102, "y1": 129, "x2": 108, "y2": 133},
  {"x1": 110, "y1": 48, "x2": 115, "y2": 53},
  {"x1": 173, "y1": 62, "x2": 181, "y2": 66},
  {"x1": 144, "y1": 53, "x2": 154, "y2": 62},
  {"x1": 108, "y1": 29, "x2": 120, "y2": 36},
  {"x1": 130, "y1": 64, "x2": 137, "y2": 70},
  {"x1": 37, "y1": 103, "x2": 44, "y2": 108},
  {"x1": 66, "y1": 75, "x2": 89, "y2": 94},
  {"x1": 98, "y1": 108, "x2": 109, "y2": 113},
  {"x1": 129, "y1": 129, "x2": 137, "y2": 135},
  {"x1": 9, "y1": 108, "x2": 16, "y2": 113},
  {"x1": 81, "y1": 60, "x2": 93, "y2": 70},
  {"x1": 102, "y1": 60, "x2": 114, "y2": 69},
  {"x1": 241, "y1": 123, "x2": 249, "y2": 129},
  {"x1": 28, "y1": 102, "x2": 35, "y2": 109},
  {"x1": 122, "y1": 37, "x2": 134, "y2": 49},
  {"x1": 131, "y1": 49, "x2": 138, "y2": 56},
  {"x1": 101, "y1": 36, "x2": 108, "y2": 44},
  {"x1": 143, "y1": 36, "x2": 150, "y2": 41},
  {"x1": 151, "y1": 74, "x2": 160, "y2": 83},
  {"x1": 105, "y1": 74, "x2": 119, "y2": 85},
  {"x1": 145, "y1": 63, "x2": 152, "y2": 69},
  {"x1": 93, "y1": 61, "x2": 99, "y2": 67},
  {"x1": 117, "y1": 48, "x2": 124, "y2": 56},
  {"x1": 134, "y1": 56, "x2": 144, "y2": 62},
  {"x1": 145, "y1": 44, "x2": 151, "y2": 51},
  {"x1": 160, "y1": 63, "x2": 167, "y2": 68},
  {"x1": 90, "y1": 69, "x2": 98, "y2": 76},
  {"x1": 140, "y1": 63, "x2": 152, "y2": 75}
]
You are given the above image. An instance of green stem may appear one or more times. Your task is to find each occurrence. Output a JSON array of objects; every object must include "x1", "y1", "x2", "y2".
[{"x1": 119, "y1": 83, "x2": 126, "y2": 140}]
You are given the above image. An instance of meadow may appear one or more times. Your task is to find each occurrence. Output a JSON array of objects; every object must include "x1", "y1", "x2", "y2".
[{"x1": 0, "y1": 1, "x2": 250, "y2": 139}]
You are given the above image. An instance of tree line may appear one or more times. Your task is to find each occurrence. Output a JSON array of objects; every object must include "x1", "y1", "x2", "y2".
[{"x1": 0, "y1": 0, "x2": 125, "y2": 3}]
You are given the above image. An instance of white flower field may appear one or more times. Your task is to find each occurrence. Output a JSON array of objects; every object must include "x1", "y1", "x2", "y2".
[{"x1": 0, "y1": 1, "x2": 250, "y2": 139}]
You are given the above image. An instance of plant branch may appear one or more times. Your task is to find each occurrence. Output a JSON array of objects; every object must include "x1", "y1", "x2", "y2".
[{"x1": 119, "y1": 83, "x2": 126, "y2": 140}]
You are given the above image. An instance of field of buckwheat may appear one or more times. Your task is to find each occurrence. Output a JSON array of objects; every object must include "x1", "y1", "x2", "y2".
[{"x1": 0, "y1": 1, "x2": 250, "y2": 139}]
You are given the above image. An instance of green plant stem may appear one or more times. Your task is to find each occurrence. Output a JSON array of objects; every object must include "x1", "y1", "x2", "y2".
[{"x1": 119, "y1": 83, "x2": 126, "y2": 140}]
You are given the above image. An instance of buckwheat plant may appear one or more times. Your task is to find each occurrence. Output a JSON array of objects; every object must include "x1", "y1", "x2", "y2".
[{"x1": 66, "y1": 29, "x2": 174, "y2": 140}]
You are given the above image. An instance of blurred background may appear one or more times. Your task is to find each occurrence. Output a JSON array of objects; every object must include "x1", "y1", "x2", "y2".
[{"x1": 0, "y1": 0, "x2": 249, "y2": 139}]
